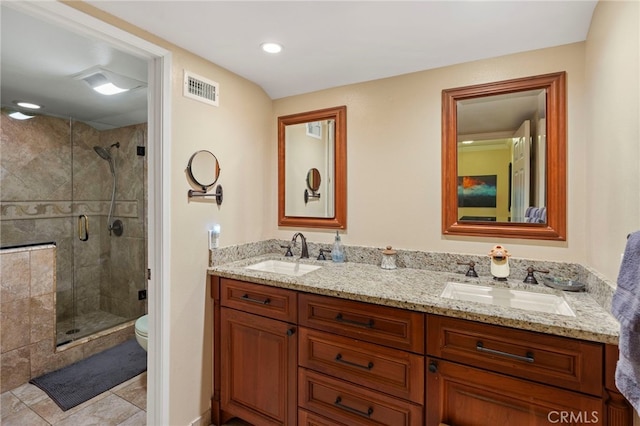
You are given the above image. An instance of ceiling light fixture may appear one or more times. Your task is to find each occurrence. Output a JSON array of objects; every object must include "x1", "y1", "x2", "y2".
[
  {"x1": 74, "y1": 67, "x2": 146, "y2": 96},
  {"x1": 261, "y1": 42, "x2": 283, "y2": 54},
  {"x1": 14, "y1": 101, "x2": 42, "y2": 110},
  {"x1": 81, "y1": 72, "x2": 129, "y2": 95},
  {"x1": 8, "y1": 111, "x2": 36, "y2": 120}
]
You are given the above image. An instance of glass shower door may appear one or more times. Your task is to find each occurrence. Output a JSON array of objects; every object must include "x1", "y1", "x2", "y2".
[{"x1": 59, "y1": 118, "x2": 147, "y2": 345}]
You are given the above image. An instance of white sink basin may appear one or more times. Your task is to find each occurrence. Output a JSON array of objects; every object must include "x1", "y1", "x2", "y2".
[
  {"x1": 245, "y1": 260, "x2": 321, "y2": 276},
  {"x1": 440, "y1": 282, "x2": 575, "y2": 317}
]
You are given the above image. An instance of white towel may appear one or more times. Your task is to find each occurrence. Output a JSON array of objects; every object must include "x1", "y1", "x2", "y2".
[{"x1": 612, "y1": 231, "x2": 640, "y2": 411}]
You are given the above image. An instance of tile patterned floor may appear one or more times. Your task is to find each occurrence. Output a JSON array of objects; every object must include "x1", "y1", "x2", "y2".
[{"x1": 1, "y1": 372, "x2": 146, "y2": 426}]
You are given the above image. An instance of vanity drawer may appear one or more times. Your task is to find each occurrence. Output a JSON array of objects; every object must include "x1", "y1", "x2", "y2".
[
  {"x1": 220, "y1": 278, "x2": 297, "y2": 322},
  {"x1": 299, "y1": 327, "x2": 424, "y2": 403},
  {"x1": 299, "y1": 369, "x2": 423, "y2": 426},
  {"x1": 427, "y1": 315, "x2": 603, "y2": 396},
  {"x1": 298, "y1": 293, "x2": 425, "y2": 353},
  {"x1": 298, "y1": 409, "x2": 348, "y2": 426}
]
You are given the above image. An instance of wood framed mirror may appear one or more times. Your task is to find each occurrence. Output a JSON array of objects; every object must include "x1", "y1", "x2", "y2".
[
  {"x1": 278, "y1": 105, "x2": 347, "y2": 229},
  {"x1": 442, "y1": 72, "x2": 566, "y2": 240}
]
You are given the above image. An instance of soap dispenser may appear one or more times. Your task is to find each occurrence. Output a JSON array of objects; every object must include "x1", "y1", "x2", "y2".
[
  {"x1": 332, "y1": 231, "x2": 344, "y2": 263},
  {"x1": 488, "y1": 245, "x2": 510, "y2": 280}
]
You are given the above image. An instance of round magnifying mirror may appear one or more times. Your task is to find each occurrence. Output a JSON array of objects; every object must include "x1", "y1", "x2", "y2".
[
  {"x1": 306, "y1": 168, "x2": 321, "y2": 192},
  {"x1": 187, "y1": 150, "x2": 220, "y2": 189}
]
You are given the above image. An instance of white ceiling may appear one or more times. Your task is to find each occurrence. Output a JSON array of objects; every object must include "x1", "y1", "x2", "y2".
[
  {"x1": 1, "y1": 1, "x2": 597, "y2": 130},
  {"x1": 86, "y1": 0, "x2": 598, "y2": 99}
]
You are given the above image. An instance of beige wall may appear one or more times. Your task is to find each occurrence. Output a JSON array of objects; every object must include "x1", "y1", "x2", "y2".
[
  {"x1": 272, "y1": 43, "x2": 588, "y2": 263},
  {"x1": 586, "y1": 0, "x2": 640, "y2": 283},
  {"x1": 168, "y1": 48, "x2": 272, "y2": 424},
  {"x1": 585, "y1": 3, "x2": 640, "y2": 420},
  {"x1": 66, "y1": 3, "x2": 273, "y2": 424}
]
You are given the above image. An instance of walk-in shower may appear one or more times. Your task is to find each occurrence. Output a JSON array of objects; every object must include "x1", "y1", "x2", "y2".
[{"x1": 0, "y1": 111, "x2": 147, "y2": 346}]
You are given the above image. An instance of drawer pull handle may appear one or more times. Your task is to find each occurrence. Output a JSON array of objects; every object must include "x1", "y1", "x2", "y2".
[
  {"x1": 335, "y1": 313, "x2": 374, "y2": 328},
  {"x1": 286, "y1": 328, "x2": 295, "y2": 336},
  {"x1": 241, "y1": 294, "x2": 271, "y2": 305},
  {"x1": 335, "y1": 353, "x2": 374, "y2": 370},
  {"x1": 476, "y1": 341, "x2": 534, "y2": 363},
  {"x1": 334, "y1": 396, "x2": 374, "y2": 418}
]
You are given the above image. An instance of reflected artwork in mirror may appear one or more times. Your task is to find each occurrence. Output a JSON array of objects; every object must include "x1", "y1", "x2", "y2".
[
  {"x1": 442, "y1": 72, "x2": 566, "y2": 240},
  {"x1": 278, "y1": 106, "x2": 346, "y2": 229}
]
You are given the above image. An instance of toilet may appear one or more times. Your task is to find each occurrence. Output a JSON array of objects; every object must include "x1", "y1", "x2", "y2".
[{"x1": 134, "y1": 314, "x2": 148, "y2": 351}]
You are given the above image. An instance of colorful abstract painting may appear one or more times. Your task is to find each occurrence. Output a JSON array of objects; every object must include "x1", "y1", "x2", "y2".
[{"x1": 458, "y1": 175, "x2": 497, "y2": 207}]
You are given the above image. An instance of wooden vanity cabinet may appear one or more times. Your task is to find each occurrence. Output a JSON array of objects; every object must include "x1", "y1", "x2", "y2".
[
  {"x1": 298, "y1": 293, "x2": 425, "y2": 426},
  {"x1": 211, "y1": 276, "x2": 633, "y2": 426},
  {"x1": 604, "y1": 344, "x2": 635, "y2": 426},
  {"x1": 426, "y1": 357, "x2": 603, "y2": 426},
  {"x1": 215, "y1": 278, "x2": 298, "y2": 425},
  {"x1": 426, "y1": 315, "x2": 634, "y2": 426}
]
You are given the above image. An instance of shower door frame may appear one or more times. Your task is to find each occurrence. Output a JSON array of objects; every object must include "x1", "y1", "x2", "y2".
[{"x1": 6, "y1": 2, "x2": 173, "y2": 424}]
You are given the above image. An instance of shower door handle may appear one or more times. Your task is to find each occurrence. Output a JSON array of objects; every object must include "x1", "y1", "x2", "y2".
[{"x1": 78, "y1": 215, "x2": 89, "y2": 241}]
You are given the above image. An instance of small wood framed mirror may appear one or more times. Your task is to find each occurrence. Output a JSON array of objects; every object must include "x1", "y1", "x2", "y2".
[
  {"x1": 442, "y1": 72, "x2": 566, "y2": 240},
  {"x1": 278, "y1": 106, "x2": 347, "y2": 229}
]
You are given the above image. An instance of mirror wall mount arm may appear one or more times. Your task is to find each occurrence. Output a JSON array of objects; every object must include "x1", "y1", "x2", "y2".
[
  {"x1": 441, "y1": 72, "x2": 567, "y2": 241},
  {"x1": 304, "y1": 189, "x2": 321, "y2": 205},
  {"x1": 188, "y1": 185, "x2": 223, "y2": 206}
]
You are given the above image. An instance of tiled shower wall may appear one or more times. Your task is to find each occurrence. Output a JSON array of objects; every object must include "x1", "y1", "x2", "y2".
[
  {"x1": 0, "y1": 110, "x2": 146, "y2": 338},
  {"x1": 0, "y1": 246, "x2": 55, "y2": 392},
  {"x1": 0, "y1": 245, "x2": 135, "y2": 392}
]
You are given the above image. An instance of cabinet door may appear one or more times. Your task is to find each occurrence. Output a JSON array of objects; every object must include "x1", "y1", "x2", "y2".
[
  {"x1": 221, "y1": 308, "x2": 297, "y2": 425},
  {"x1": 426, "y1": 358, "x2": 603, "y2": 426}
]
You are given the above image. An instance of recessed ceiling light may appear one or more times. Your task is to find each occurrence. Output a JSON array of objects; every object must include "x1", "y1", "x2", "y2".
[
  {"x1": 8, "y1": 111, "x2": 35, "y2": 120},
  {"x1": 15, "y1": 101, "x2": 41, "y2": 110},
  {"x1": 261, "y1": 42, "x2": 283, "y2": 54}
]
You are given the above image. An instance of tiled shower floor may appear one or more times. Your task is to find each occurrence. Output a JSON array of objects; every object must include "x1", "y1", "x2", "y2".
[
  {"x1": 56, "y1": 310, "x2": 132, "y2": 346},
  {"x1": 0, "y1": 373, "x2": 146, "y2": 426}
]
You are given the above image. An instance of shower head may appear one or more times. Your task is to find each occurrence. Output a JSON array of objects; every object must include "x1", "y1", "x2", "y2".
[
  {"x1": 93, "y1": 142, "x2": 120, "y2": 160},
  {"x1": 93, "y1": 146, "x2": 111, "y2": 160},
  {"x1": 93, "y1": 142, "x2": 119, "y2": 174}
]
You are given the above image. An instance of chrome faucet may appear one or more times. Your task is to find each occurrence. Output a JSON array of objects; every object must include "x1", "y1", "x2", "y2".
[{"x1": 291, "y1": 232, "x2": 309, "y2": 259}]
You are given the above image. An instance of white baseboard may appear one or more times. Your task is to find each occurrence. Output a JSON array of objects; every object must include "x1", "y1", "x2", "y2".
[{"x1": 189, "y1": 409, "x2": 211, "y2": 426}]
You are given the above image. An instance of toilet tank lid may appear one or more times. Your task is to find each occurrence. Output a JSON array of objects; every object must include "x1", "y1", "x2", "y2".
[{"x1": 135, "y1": 315, "x2": 148, "y2": 336}]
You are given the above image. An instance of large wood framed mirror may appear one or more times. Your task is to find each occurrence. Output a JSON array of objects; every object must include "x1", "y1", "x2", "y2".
[
  {"x1": 442, "y1": 72, "x2": 566, "y2": 240},
  {"x1": 278, "y1": 105, "x2": 347, "y2": 229}
]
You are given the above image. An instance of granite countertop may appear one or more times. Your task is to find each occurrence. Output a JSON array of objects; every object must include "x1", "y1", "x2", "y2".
[{"x1": 209, "y1": 253, "x2": 620, "y2": 345}]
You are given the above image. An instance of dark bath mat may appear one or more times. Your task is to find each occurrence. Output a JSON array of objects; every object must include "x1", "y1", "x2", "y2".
[{"x1": 30, "y1": 338, "x2": 146, "y2": 411}]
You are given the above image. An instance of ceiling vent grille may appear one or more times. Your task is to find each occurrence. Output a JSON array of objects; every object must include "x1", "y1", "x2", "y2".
[{"x1": 183, "y1": 71, "x2": 219, "y2": 107}]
